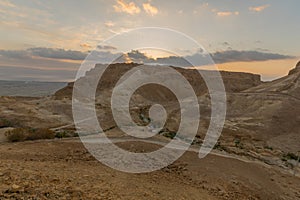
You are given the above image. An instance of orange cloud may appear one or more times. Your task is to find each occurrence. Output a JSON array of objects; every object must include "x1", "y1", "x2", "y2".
[
  {"x1": 113, "y1": 0, "x2": 140, "y2": 15},
  {"x1": 80, "y1": 43, "x2": 92, "y2": 49},
  {"x1": 105, "y1": 21, "x2": 115, "y2": 27},
  {"x1": 217, "y1": 11, "x2": 239, "y2": 17},
  {"x1": 249, "y1": 5, "x2": 270, "y2": 12},
  {"x1": 143, "y1": 3, "x2": 158, "y2": 16},
  {"x1": 0, "y1": 0, "x2": 15, "y2": 8}
]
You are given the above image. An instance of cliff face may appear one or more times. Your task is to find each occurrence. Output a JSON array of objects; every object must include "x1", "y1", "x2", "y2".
[{"x1": 288, "y1": 61, "x2": 300, "y2": 75}]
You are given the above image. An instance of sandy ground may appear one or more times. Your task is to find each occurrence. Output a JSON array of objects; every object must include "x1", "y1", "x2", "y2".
[{"x1": 0, "y1": 138, "x2": 300, "y2": 200}]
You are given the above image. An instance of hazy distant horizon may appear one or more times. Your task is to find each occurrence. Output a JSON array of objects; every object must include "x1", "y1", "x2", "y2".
[{"x1": 0, "y1": 80, "x2": 67, "y2": 97}]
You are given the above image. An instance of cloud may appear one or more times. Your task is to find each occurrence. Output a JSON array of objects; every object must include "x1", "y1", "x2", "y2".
[
  {"x1": 0, "y1": 0, "x2": 15, "y2": 8},
  {"x1": 216, "y1": 11, "x2": 239, "y2": 17},
  {"x1": 105, "y1": 21, "x2": 115, "y2": 27},
  {"x1": 28, "y1": 48, "x2": 87, "y2": 60},
  {"x1": 0, "y1": 49, "x2": 81, "y2": 81},
  {"x1": 249, "y1": 5, "x2": 270, "y2": 12},
  {"x1": 0, "y1": 48, "x2": 88, "y2": 61},
  {"x1": 143, "y1": 3, "x2": 158, "y2": 16},
  {"x1": 0, "y1": 47, "x2": 122, "y2": 81},
  {"x1": 1, "y1": 48, "x2": 293, "y2": 65},
  {"x1": 0, "y1": 49, "x2": 30, "y2": 59},
  {"x1": 96, "y1": 45, "x2": 117, "y2": 51},
  {"x1": 122, "y1": 50, "x2": 295, "y2": 67},
  {"x1": 211, "y1": 8, "x2": 239, "y2": 17},
  {"x1": 0, "y1": 47, "x2": 124, "y2": 66},
  {"x1": 113, "y1": 0, "x2": 141, "y2": 15},
  {"x1": 211, "y1": 50, "x2": 294, "y2": 63},
  {"x1": 126, "y1": 50, "x2": 154, "y2": 63},
  {"x1": 80, "y1": 43, "x2": 92, "y2": 49}
]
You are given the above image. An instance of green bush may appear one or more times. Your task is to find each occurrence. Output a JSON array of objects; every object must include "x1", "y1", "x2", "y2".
[
  {"x1": 264, "y1": 146, "x2": 273, "y2": 151},
  {"x1": 234, "y1": 138, "x2": 244, "y2": 149},
  {"x1": 163, "y1": 131, "x2": 177, "y2": 139},
  {"x1": 5, "y1": 128, "x2": 55, "y2": 142},
  {"x1": 55, "y1": 131, "x2": 69, "y2": 139},
  {"x1": 282, "y1": 152, "x2": 299, "y2": 162},
  {"x1": 213, "y1": 141, "x2": 226, "y2": 151},
  {"x1": 158, "y1": 128, "x2": 177, "y2": 139}
]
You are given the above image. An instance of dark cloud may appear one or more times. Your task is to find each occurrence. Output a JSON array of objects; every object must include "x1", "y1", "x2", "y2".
[
  {"x1": 155, "y1": 56, "x2": 190, "y2": 66},
  {"x1": 0, "y1": 48, "x2": 88, "y2": 60},
  {"x1": 211, "y1": 50, "x2": 294, "y2": 63},
  {"x1": 122, "y1": 50, "x2": 294, "y2": 67},
  {"x1": 96, "y1": 45, "x2": 117, "y2": 51},
  {"x1": 255, "y1": 48, "x2": 270, "y2": 52},
  {"x1": 222, "y1": 42, "x2": 230, "y2": 46},
  {"x1": 28, "y1": 47, "x2": 87, "y2": 60},
  {"x1": 127, "y1": 50, "x2": 149, "y2": 60},
  {"x1": 0, "y1": 49, "x2": 30, "y2": 59},
  {"x1": 1, "y1": 48, "x2": 292, "y2": 66}
]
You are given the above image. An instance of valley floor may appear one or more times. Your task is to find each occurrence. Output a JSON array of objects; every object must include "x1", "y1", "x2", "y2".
[{"x1": 0, "y1": 138, "x2": 300, "y2": 200}]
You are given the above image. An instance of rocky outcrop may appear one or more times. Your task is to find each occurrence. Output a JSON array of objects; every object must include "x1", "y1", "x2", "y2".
[{"x1": 288, "y1": 61, "x2": 300, "y2": 75}]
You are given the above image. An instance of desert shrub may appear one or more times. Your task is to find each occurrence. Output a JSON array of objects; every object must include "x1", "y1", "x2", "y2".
[
  {"x1": 55, "y1": 131, "x2": 68, "y2": 139},
  {"x1": 55, "y1": 130, "x2": 75, "y2": 138},
  {"x1": 103, "y1": 126, "x2": 116, "y2": 132},
  {"x1": 234, "y1": 138, "x2": 244, "y2": 149},
  {"x1": 5, "y1": 128, "x2": 27, "y2": 142},
  {"x1": 27, "y1": 128, "x2": 55, "y2": 140},
  {"x1": 158, "y1": 128, "x2": 177, "y2": 139},
  {"x1": 5, "y1": 128, "x2": 55, "y2": 142},
  {"x1": 0, "y1": 118, "x2": 14, "y2": 128},
  {"x1": 264, "y1": 146, "x2": 273, "y2": 151},
  {"x1": 55, "y1": 130, "x2": 79, "y2": 138},
  {"x1": 282, "y1": 152, "x2": 299, "y2": 162},
  {"x1": 139, "y1": 114, "x2": 151, "y2": 124},
  {"x1": 213, "y1": 141, "x2": 226, "y2": 151},
  {"x1": 163, "y1": 132, "x2": 176, "y2": 139},
  {"x1": 73, "y1": 132, "x2": 79, "y2": 137}
]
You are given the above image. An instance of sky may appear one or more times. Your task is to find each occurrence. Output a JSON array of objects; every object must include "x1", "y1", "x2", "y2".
[{"x1": 0, "y1": 0, "x2": 299, "y2": 81}]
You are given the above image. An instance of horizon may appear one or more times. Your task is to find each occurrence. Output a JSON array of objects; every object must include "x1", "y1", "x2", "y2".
[
  {"x1": 0, "y1": 57, "x2": 299, "y2": 83},
  {"x1": 0, "y1": 59, "x2": 299, "y2": 83}
]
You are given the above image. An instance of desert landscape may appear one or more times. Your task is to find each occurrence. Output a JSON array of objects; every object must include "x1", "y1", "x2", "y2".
[
  {"x1": 0, "y1": 62, "x2": 300, "y2": 199},
  {"x1": 1, "y1": 1, "x2": 300, "y2": 199}
]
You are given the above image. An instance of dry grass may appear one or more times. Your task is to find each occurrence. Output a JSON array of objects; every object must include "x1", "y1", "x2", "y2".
[{"x1": 5, "y1": 128, "x2": 55, "y2": 142}]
